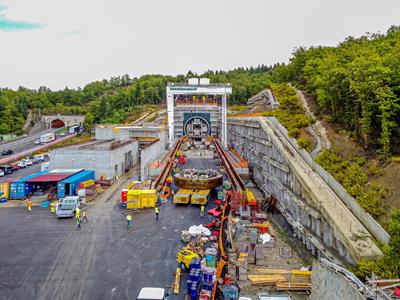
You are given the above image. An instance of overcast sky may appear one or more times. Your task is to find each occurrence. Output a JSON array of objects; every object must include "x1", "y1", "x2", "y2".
[{"x1": 0, "y1": 0, "x2": 399, "y2": 90}]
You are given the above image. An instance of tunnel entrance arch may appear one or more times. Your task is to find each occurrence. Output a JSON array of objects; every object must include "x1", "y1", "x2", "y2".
[{"x1": 51, "y1": 119, "x2": 65, "y2": 128}]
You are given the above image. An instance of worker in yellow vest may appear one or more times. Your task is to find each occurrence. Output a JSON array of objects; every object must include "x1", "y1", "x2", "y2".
[
  {"x1": 75, "y1": 207, "x2": 82, "y2": 229},
  {"x1": 75, "y1": 207, "x2": 81, "y2": 219},
  {"x1": 50, "y1": 202, "x2": 56, "y2": 214},
  {"x1": 155, "y1": 207, "x2": 159, "y2": 221},
  {"x1": 126, "y1": 213, "x2": 132, "y2": 229},
  {"x1": 200, "y1": 205, "x2": 205, "y2": 218}
]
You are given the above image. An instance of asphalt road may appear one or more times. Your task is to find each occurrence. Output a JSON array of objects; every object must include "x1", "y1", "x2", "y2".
[
  {"x1": 0, "y1": 128, "x2": 59, "y2": 155},
  {"x1": 0, "y1": 173, "x2": 217, "y2": 300}
]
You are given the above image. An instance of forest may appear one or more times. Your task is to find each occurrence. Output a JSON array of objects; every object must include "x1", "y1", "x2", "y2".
[
  {"x1": 287, "y1": 26, "x2": 400, "y2": 158},
  {"x1": 0, "y1": 65, "x2": 277, "y2": 135}
]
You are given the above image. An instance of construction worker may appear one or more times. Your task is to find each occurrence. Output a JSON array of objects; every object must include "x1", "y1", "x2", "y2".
[
  {"x1": 155, "y1": 206, "x2": 159, "y2": 221},
  {"x1": 200, "y1": 205, "x2": 205, "y2": 218},
  {"x1": 27, "y1": 199, "x2": 32, "y2": 212},
  {"x1": 75, "y1": 207, "x2": 81, "y2": 219},
  {"x1": 126, "y1": 213, "x2": 132, "y2": 229},
  {"x1": 76, "y1": 215, "x2": 82, "y2": 229},
  {"x1": 82, "y1": 210, "x2": 88, "y2": 222},
  {"x1": 50, "y1": 201, "x2": 56, "y2": 214}
]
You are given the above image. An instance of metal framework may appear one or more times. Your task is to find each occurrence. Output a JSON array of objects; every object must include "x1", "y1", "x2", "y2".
[{"x1": 166, "y1": 80, "x2": 232, "y2": 147}]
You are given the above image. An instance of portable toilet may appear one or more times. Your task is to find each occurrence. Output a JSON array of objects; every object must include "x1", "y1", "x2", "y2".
[
  {"x1": 126, "y1": 190, "x2": 142, "y2": 209},
  {"x1": 0, "y1": 180, "x2": 10, "y2": 200},
  {"x1": 141, "y1": 189, "x2": 157, "y2": 208}
]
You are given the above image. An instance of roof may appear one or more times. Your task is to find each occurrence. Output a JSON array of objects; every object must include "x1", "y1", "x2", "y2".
[
  {"x1": 58, "y1": 170, "x2": 94, "y2": 184},
  {"x1": 26, "y1": 173, "x2": 73, "y2": 183},
  {"x1": 16, "y1": 170, "x2": 49, "y2": 182},
  {"x1": 137, "y1": 287, "x2": 165, "y2": 300}
]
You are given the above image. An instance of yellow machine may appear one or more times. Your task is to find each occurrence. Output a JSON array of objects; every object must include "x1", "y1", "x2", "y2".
[
  {"x1": 141, "y1": 189, "x2": 157, "y2": 207},
  {"x1": 191, "y1": 189, "x2": 210, "y2": 205},
  {"x1": 177, "y1": 248, "x2": 199, "y2": 270},
  {"x1": 174, "y1": 189, "x2": 193, "y2": 204},
  {"x1": 126, "y1": 189, "x2": 157, "y2": 209}
]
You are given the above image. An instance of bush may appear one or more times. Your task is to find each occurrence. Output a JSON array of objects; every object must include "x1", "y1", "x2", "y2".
[{"x1": 315, "y1": 149, "x2": 384, "y2": 218}]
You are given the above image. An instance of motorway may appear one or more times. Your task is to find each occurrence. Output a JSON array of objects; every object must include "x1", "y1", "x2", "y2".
[
  {"x1": 0, "y1": 163, "x2": 217, "y2": 300},
  {"x1": 0, "y1": 128, "x2": 59, "y2": 155}
]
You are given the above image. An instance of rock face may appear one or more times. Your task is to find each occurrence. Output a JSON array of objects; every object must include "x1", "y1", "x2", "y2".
[
  {"x1": 247, "y1": 88, "x2": 279, "y2": 113},
  {"x1": 173, "y1": 169, "x2": 223, "y2": 190}
]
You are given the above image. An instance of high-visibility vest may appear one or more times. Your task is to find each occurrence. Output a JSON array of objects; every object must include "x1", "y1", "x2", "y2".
[
  {"x1": 127, "y1": 215, "x2": 132, "y2": 221},
  {"x1": 155, "y1": 207, "x2": 159, "y2": 214},
  {"x1": 201, "y1": 206, "x2": 205, "y2": 212},
  {"x1": 75, "y1": 208, "x2": 81, "y2": 218}
]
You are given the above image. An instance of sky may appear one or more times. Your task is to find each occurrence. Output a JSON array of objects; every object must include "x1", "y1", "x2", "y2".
[{"x1": 0, "y1": 0, "x2": 399, "y2": 90}]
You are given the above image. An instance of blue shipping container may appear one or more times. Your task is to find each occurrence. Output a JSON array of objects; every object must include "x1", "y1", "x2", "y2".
[
  {"x1": 57, "y1": 170, "x2": 95, "y2": 198},
  {"x1": 9, "y1": 170, "x2": 49, "y2": 199}
]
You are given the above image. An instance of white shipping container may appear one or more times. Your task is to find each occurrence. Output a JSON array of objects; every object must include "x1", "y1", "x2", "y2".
[
  {"x1": 188, "y1": 78, "x2": 199, "y2": 85},
  {"x1": 199, "y1": 78, "x2": 210, "y2": 85},
  {"x1": 39, "y1": 133, "x2": 56, "y2": 143}
]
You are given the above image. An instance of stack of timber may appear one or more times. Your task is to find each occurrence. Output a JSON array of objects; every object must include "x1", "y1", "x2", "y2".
[
  {"x1": 247, "y1": 275, "x2": 287, "y2": 286},
  {"x1": 248, "y1": 269, "x2": 312, "y2": 291}
]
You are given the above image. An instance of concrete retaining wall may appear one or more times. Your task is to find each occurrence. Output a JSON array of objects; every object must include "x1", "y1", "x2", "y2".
[
  {"x1": 140, "y1": 131, "x2": 168, "y2": 180},
  {"x1": 227, "y1": 117, "x2": 384, "y2": 265},
  {"x1": 311, "y1": 260, "x2": 366, "y2": 300},
  {"x1": 268, "y1": 118, "x2": 389, "y2": 244}
]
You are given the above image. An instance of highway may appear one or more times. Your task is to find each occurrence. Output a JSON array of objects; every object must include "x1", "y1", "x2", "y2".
[{"x1": 0, "y1": 128, "x2": 61, "y2": 156}]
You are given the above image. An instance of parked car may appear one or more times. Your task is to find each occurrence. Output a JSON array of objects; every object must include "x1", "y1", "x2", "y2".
[
  {"x1": 34, "y1": 154, "x2": 46, "y2": 161},
  {"x1": 12, "y1": 165, "x2": 20, "y2": 171},
  {"x1": 60, "y1": 132, "x2": 66, "y2": 137},
  {"x1": 1, "y1": 149, "x2": 13, "y2": 156},
  {"x1": 35, "y1": 140, "x2": 41, "y2": 145},
  {"x1": 17, "y1": 161, "x2": 26, "y2": 168},
  {"x1": 24, "y1": 159, "x2": 33, "y2": 166},
  {"x1": 32, "y1": 157, "x2": 40, "y2": 164},
  {"x1": 0, "y1": 170, "x2": 4, "y2": 177},
  {"x1": 0, "y1": 165, "x2": 13, "y2": 175}
]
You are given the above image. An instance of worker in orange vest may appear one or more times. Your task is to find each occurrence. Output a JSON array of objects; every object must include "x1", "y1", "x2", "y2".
[{"x1": 27, "y1": 199, "x2": 32, "y2": 212}]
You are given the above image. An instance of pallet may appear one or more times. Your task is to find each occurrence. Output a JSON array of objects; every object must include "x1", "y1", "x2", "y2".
[{"x1": 276, "y1": 282, "x2": 311, "y2": 291}]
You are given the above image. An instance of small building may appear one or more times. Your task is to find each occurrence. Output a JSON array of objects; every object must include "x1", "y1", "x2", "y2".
[
  {"x1": 50, "y1": 139, "x2": 138, "y2": 180},
  {"x1": 9, "y1": 169, "x2": 91, "y2": 199}
]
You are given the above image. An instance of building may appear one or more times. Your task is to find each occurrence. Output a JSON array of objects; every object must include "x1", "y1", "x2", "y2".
[
  {"x1": 50, "y1": 139, "x2": 138, "y2": 179},
  {"x1": 166, "y1": 78, "x2": 232, "y2": 147}
]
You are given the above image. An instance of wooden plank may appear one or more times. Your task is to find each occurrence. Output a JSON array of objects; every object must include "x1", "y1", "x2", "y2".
[
  {"x1": 174, "y1": 268, "x2": 181, "y2": 295},
  {"x1": 276, "y1": 282, "x2": 311, "y2": 291},
  {"x1": 250, "y1": 268, "x2": 291, "y2": 275}
]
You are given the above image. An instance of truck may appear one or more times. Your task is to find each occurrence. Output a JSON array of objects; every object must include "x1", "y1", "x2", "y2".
[
  {"x1": 56, "y1": 196, "x2": 82, "y2": 218},
  {"x1": 40, "y1": 133, "x2": 56, "y2": 144},
  {"x1": 69, "y1": 125, "x2": 80, "y2": 134}
]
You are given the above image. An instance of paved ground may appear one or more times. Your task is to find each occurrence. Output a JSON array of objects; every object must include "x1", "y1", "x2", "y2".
[
  {"x1": 1, "y1": 158, "x2": 49, "y2": 181},
  {"x1": 0, "y1": 166, "x2": 216, "y2": 300}
]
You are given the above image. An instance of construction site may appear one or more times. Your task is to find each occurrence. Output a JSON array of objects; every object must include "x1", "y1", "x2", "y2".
[{"x1": 0, "y1": 78, "x2": 398, "y2": 300}]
